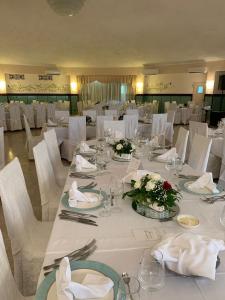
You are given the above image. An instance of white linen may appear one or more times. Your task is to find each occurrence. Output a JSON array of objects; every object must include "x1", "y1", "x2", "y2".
[
  {"x1": 48, "y1": 119, "x2": 57, "y2": 126},
  {"x1": 83, "y1": 110, "x2": 97, "y2": 122},
  {"x1": 0, "y1": 105, "x2": 7, "y2": 130},
  {"x1": 175, "y1": 127, "x2": 189, "y2": 163},
  {"x1": 149, "y1": 136, "x2": 159, "y2": 147},
  {"x1": 188, "y1": 172, "x2": 219, "y2": 193},
  {"x1": 0, "y1": 127, "x2": 4, "y2": 170},
  {"x1": 152, "y1": 233, "x2": 225, "y2": 280},
  {"x1": 157, "y1": 147, "x2": 177, "y2": 161},
  {"x1": 103, "y1": 120, "x2": 125, "y2": 139},
  {"x1": 80, "y1": 141, "x2": 96, "y2": 153},
  {"x1": 69, "y1": 181, "x2": 98, "y2": 207},
  {"x1": 122, "y1": 169, "x2": 157, "y2": 183},
  {"x1": 124, "y1": 114, "x2": 138, "y2": 139},
  {"x1": 96, "y1": 116, "x2": 113, "y2": 139},
  {"x1": 75, "y1": 155, "x2": 97, "y2": 172},
  {"x1": 56, "y1": 257, "x2": 114, "y2": 300},
  {"x1": 7, "y1": 104, "x2": 22, "y2": 131}
]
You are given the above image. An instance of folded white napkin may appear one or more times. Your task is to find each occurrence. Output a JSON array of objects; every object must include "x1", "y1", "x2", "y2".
[
  {"x1": 75, "y1": 155, "x2": 97, "y2": 172},
  {"x1": 56, "y1": 257, "x2": 114, "y2": 300},
  {"x1": 48, "y1": 119, "x2": 57, "y2": 126},
  {"x1": 157, "y1": 147, "x2": 177, "y2": 161},
  {"x1": 80, "y1": 141, "x2": 96, "y2": 153},
  {"x1": 69, "y1": 181, "x2": 98, "y2": 207},
  {"x1": 151, "y1": 233, "x2": 225, "y2": 280},
  {"x1": 188, "y1": 172, "x2": 219, "y2": 193},
  {"x1": 149, "y1": 136, "x2": 159, "y2": 147}
]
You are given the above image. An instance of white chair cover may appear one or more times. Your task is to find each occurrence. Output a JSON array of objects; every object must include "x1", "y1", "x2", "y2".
[
  {"x1": 126, "y1": 109, "x2": 139, "y2": 116},
  {"x1": 151, "y1": 113, "x2": 168, "y2": 144},
  {"x1": 188, "y1": 121, "x2": 208, "y2": 157},
  {"x1": 20, "y1": 104, "x2": 35, "y2": 128},
  {"x1": 61, "y1": 116, "x2": 86, "y2": 161},
  {"x1": 164, "y1": 101, "x2": 170, "y2": 112},
  {"x1": 33, "y1": 104, "x2": 46, "y2": 128},
  {"x1": 105, "y1": 109, "x2": 118, "y2": 119},
  {"x1": 0, "y1": 104, "x2": 7, "y2": 130},
  {"x1": 96, "y1": 115, "x2": 113, "y2": 139},
  {"x1": 188, "y1": 134, "x2": 212, "y2": 172},
  {"x1": 124, "y1": 115, "x2": 138, "y2": 139},
  {"x1": 190, "y1": 106, "x2": 202, "y2": 122},
  {"x1": 175, "y1": 127, "x2": 189, "y2": 162},
  {"x1": 167, "y1": 110, "x2": 175, "y2": 124},
  {"x1": 174, "y1": 108, "x2": 182, "y2": 124},
  {"x1": 0, "y1": 157, "x2": 52, "y2": 295},
  {"x1": 7, "y1": 104, "x2": 22, "y2": 131},
  {"x1": 55, "y1": 110, "x2": 70, "y2": 123},
  {"x1": 44, "y1": 129, "x2": 68, "y2": 187},
  {"x1": 170, "y1": 102, "x2": 177, "y2": 111},
  {"x1": 0, "y1": 127, "x2": 5, "y2": 169},
  {"x1": 33, "y1": 141, "x2": 62, "y2": 221},
  {"x1": 103, "y1": 120, "x2": 125, "y2": 138},
  {"x1": 23, "y1": 115, "x2": 42, "y2": 160},
  {"x1": 77, "y1": 102, "x2": 83, "y2": 114},
  {"x1": 181, "y1": 107, "x2": 192, "y2": 125},
  {"x1": 83, "y1": 110, "x2": 97, "y2": 122},
  {"x1": 47, "y1": 103, "x2": 56, "y2": 122}
]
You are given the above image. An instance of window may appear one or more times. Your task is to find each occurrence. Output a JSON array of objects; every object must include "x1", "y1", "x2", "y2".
[
  {"x1": 121, "y1": 84, "x2": 128, "y2": 102},
  {"x1": 197, "y1": 85, "x2": 204, "y2": 94}
]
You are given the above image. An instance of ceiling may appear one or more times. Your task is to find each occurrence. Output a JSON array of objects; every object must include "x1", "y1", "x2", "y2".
[{"x1": 0, "y1": 0, "x2": 225, "y2": 68}]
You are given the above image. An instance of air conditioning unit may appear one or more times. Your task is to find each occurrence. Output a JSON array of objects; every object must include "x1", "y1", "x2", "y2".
[
  {"x1": 45, "y1": 69, "x2": 61, "y2": 75},
  {"x1": 142, "y1": 68, "x2": 159, "y2": 75},
  {"x1": 188, "y1": 67, "x2": 207, "y2": 74}
]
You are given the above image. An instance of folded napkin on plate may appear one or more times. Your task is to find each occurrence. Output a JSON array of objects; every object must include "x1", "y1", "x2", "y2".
[
  {"x1": 188, "y1": 172, "x2": 219, "y2": 193},
  {"x1": 122, "y1": 170, "x2": 161, "y2": 183},
  {"x1": 56, "y1": 257, "x2": 114, "y2": 300},
  {"x1": 75, "y1": 155, "x2": 97, "y2": 172},
  {"x1": 149, "y1": 136, "x2": 159, "y2": 147},
  {"x1": 152, "y1": 233, "x2": 225, "y2": 280},
  {"x1": 80, "y1": 141, "x2": 96, "y2": 153},
  {"x1": 157, "y1": 147, "x2": 177, "y2": 161},
  {"x1": 48, "y1": 119, "x2": 57, "y2": 126},
  {"x1": 69, "y1": 181, "x2": 98, "y2": 207}
]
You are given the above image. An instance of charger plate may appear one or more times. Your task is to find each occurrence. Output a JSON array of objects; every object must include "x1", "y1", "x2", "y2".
[
  {"x1": 112, "y1": 156, "x2": 131, "y2": 162},
  {"x1": 61, "y1": 188, "x2": 106, "y2": 211},
  {"x1": 35, "y1": 260, "x2": 125, "y2": 300},
  {"x1": 178, "y1": 179, "x2": 223, "y2": 196}
]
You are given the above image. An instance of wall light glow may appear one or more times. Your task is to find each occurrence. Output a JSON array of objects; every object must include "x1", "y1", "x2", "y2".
[
  {"x1": 70, "y1": 81, "x2": 78, "y2": 93},
  {"x1": 136, "y1": 81, "x2": 143, "y2": 94},
  {"x1": 0, "y1": 80, "x2": 6, "y2": 92},
  {"x1": 206, "y1": 80, "x2": 214, "y2": 91}
]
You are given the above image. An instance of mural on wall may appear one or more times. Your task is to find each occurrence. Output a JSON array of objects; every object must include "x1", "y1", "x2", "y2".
[
  {"x1": 144, "y1": 73, "x2": 206, "y2": 94},
  {"x1": 5, "y1": 73, "x2": 70, "y2": 94}
]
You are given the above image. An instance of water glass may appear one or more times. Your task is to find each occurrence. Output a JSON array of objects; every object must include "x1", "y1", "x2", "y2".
[
  {"x1": 96, "y1": 153, "x2": 106, "y2": 171},
  {"x1": 138, "y1": 249, "x2": 165, "y2": 291},
  {"x1": 175, "y1": 157, "x2": 183, "y2": 176},
  {"x1": 165, "y1": 158, "x2": 176, "y2": 173},
  {"x1": 117, "y1": 277, "x2": 140, "y2": 300},
  {"x1": 99, "y1": 188, "x2": 111, "y2": 217},
  {"x1": 220, "y1": 204, "x2": 225, "y2": 228},
  {"x1": 110, "y1": 177, "x2": 123, "y2": 213}
]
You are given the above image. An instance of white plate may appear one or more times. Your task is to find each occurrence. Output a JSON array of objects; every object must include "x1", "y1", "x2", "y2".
[
  {"x1": 47, "y1": 269, "x2": 113, "y2": 300},
  {"x1": 177, "y1": 214, "x2": 200, "y2": 229},
  {"x1": 184, "y1": 181, "x2": 218, "y2": 195},
  {"x1": 113, "y1": 156, "x2": 131, "y2": 162},
  {"x1": 70, "y1": 192, "x2": 102, "y2": 209}
]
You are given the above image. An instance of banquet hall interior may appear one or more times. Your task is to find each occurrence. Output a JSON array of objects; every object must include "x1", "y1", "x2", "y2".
[{"x1": 2, "y1": 1, "x2": 225, "y2": 299}]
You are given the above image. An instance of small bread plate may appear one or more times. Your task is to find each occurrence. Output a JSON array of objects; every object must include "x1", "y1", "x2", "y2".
[{"x1": 177, "y1": 214, "x2": 200, "y2": 229}]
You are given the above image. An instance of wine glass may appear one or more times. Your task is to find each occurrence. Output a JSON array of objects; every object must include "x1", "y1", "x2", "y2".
[
  {"x1": 110, "y1": 176, "x2": 123, "y2": 213},
  {"x1": 99, "y1": 188, "x2": 111, "y2": 217},
  {"x1": 138, "y1": 249, "x2": 165, "y2": 291},
  {"x1": 165, "y1": 158, "x2": 176, "y2": 173},
  {"x1": 117, "y1": 277, "x2": 140, "y2": 300},
  {"x1": 175, "y1": 157, "x2": 183, "y2": 176}
]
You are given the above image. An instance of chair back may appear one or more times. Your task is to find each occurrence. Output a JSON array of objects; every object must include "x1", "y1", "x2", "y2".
[
  {"x1": 0, "y1": 105, "x2": 6, "y2": 130},
  {"x1": 55, "y1": 110, "x2": 69, "y2": 122},
  {"x1": 164, "y1": 101, "x2": 170, "y2": 112},
  {"x1": 167, "y1": 110, "x2": 176, "y2": 124},
  {"x1": 33, "y1": 103, "x2": 47, "y2": 128},
  {"x1": 151, "y1": 113, "x2": 168, "y2": 137},
  {"x1": 47, "y1": 103, "x2": 56, "y2": 122},
  {"x1": 124, "y1": 115, "x2": 138, "y2": 139},
  {"x1": 103, "y1": 120, "x2": 125, "y2": 139},
  {"x1": 83, "y1": 110, "x2": 97, "y2": 122},
  {"x1": 105, "y1": 109, "x2": 118, "y2": 119},
  {"x1": 96, "y1": 115, "x2": 113, "y2": 138},
  {"x1": 68, "y1": 116, "x2": 86, "y2": 145},
  {"x1": 175, "y1": 127, "x2": 189, "y2": 162},
  {"x1": 0, "y1": 127, "x2": 4, "y2": 169},
  {"x1": 126, "y1": 109, "x2": 139, "y2": 116},
  {"x1": 23, "y1": 114, "x2": 33, "y2": 140},
  {"x1": 8, "y1": 104, "x2": 22, "y2": 130},
  {"x1": 188, "y1": 134, "x2": 212, "y2": 172}
]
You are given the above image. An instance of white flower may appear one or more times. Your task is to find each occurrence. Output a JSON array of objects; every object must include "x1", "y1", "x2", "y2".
[
  {"x1": 145, "y1": 181, "x2": 156, "y2": 191},
  {"x1": 151, "y1": 173, "x2": 161, "y2": 181},
  {"x1": 131, "y1": 144, "x2": 136, "y2": 150},
  {"x1": 116, "y1": 143, "x2": 123, "y2": 150},
  {"x1": 134, "y1": 180, "x2": 141, "y2": 189}
]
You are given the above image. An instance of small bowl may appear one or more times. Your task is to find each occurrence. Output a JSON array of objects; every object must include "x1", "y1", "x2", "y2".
[{"x1": 177, "y1": 214, "x2": 200, "y2": 229}]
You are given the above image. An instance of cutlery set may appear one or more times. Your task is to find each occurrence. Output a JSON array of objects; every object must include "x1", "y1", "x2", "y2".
[
  {"x1": 201, "y1": 193, "x2": 225, "y2": 204},
  {"x1": 178, "y1": 174, "x2": 199, "y2": 180},
  {"x1": 69, "y1": 172, "x2": 96, "y2": 179},
  {"x1": 59, "y1": 210, "x2": 98, "y2": 226},
  {"x1": 43, "y1": 239, "x2": 97, "y2": 276}
]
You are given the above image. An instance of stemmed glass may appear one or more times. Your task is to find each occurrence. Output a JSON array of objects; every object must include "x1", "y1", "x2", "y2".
[
  {"x1": 110, "y1": 176, "x2": 123, "y2": 213},
  {"x1": 99, "y1": 188, "x2": 111, "y2": 217},
  {"x1": 165, "y1": 158, "x2": 176, "y2": 174},
  {"x1": 175, "y1": 157, "x2": 183, "y2": 176}
]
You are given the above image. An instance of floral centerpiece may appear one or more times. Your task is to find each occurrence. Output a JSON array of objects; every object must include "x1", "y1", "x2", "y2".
[
  {"x1": 112, "y1": 139, "x2": 135, "y2": 160},
  {"x1": 123, "y1": 173, "x2": 181, "y2": 219}
]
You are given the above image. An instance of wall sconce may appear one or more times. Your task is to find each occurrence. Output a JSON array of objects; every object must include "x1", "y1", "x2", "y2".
[
  {"x1": 70, "y1": 81, "x2": 78, "y2": 93},
  {"x1": 0, "y1": 80, "x2": 6, "y2": 93},
  {"x1": 206, "y1": 80, "x2": 214, "y2": 92},
  {"x1": 136, "y1": 81, "x2": 143, "y2": 94}
]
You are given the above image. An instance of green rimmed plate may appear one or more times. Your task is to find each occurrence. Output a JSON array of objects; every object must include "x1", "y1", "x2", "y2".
[
  {"x1": 112, "y1": 156, "x2": 131, "y2": 162},
  {"x1": 35, "y1": 260, "x2": 125, "y2": 300},
  {"x1": 178, "y1": 179, "x2": 223, "y2": 196},
  {"x1": 61, "y1": 188, "x2": 106, "y2": 212}
]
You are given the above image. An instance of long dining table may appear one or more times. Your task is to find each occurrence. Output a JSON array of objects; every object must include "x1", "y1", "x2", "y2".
[{"x1": 37, "y1": 146, "x2": 225, "y2": 300}]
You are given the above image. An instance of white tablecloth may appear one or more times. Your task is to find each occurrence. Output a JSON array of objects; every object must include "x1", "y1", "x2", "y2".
[{"x1": 38, "y1": 149, "x2": 225, "y2": 300}]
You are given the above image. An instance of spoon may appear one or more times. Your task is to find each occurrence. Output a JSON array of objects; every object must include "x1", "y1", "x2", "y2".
[{"x1": 122, "y1": 272, "x2": 134, "y2": 300}]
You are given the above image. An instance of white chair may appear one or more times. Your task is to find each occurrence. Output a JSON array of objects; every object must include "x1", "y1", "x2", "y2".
[
  {"x1": 170, "y1": 102, "x2": 177, "y2": 111},
  {"x1": 151, "y1": 113, "x2": 168, "y2": 144},
  {"x1": 7, "y1": 104, "x2": 22, "y2": 131},
  {"x1": 188, "y1": 121, "x2": 208, "y2": 157},
  {"x1": 181, "y1": 107, "x2": 192, "y2": 125},
  {"x1": 175, "y1": 127, "x2": 189, "y2": 163},
  {"x1": 23, "y1": 115, "x2": 42, "y2": 160},
  {"x1": 20, "y1": 104, "x2": 35, "y2": 128},
  {"x1": 33, "y1": 103, "x2": 46, "y2": 128},
  {"x1": 105, "y1": 109, "x2": 118, "y2": 119},
  {"x1": 55, "y1": 110, "x2": 70, "y2": 123},
  {"x1": 47, "y1": 103, "x2": 56, "y2": 122},
  {"x1": 33, "y1": 140, "x2": 62, "y2": 221},
  {"x1": 44, "y1": 129, "x2": 68, "y2": 187},
  {"x1": 190, "y1": 106, "x2": 202, "y2": 122},
  {"x1": 0, "y1": 158, "x2": 52, "y2": 296},
  {"x1": 124, "y1": 115, "x2": 138, "y2": 139},
  {"x1": 61, "y1": 116, "x2": 86, "y2": 161},
  {"x1": 103, "y1": 120, "x2": 125, "y2": 139},
  {"x1": 164, "y1": 101, "x2": 170, "y2": 112},
  {"x1": 83, "y1": 109, "x2": 97, "y2": 122},
  {"x1": 77, "y1": 101, "x2": 83, "y2": 114},
  {"x1": 167, "y1": 110, "x2": 175, "y2": 124},
  {"x1": 0, "y1": 127, "x2": 5, "y2": 169},
  {"x1": 0, "y1": 105, "x2": 7, "y2": 130},
  {"x1": 96, "y1": 115, "x2": 113, "y2": 139},
  {"x1": 188, "y1": 134, "x2": 212, "y2": 172},
  {"x1": 126, "y1": 109, "x2": 139, "y2": 116},
  {"x1": 0, "y1": 229, "x2": 35, "y2": 299}
]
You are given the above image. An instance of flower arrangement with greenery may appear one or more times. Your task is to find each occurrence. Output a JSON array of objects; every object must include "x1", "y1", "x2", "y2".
[
  {"x1": 123, "y1": 173, "x2": 181, "y2": 212},
  {"x1": 112, "y1": 139, "x2": 135, "y2": 156}
]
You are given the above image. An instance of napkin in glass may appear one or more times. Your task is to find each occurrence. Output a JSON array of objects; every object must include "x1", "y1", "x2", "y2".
[
  {"x1": 75, "y1": 155, "x2": 97, "y2": 172},
  {"x1": 56, "y1": 257, "x2": 114, "y2": 300},
  {"x1": 157, "y1": 147, "x2": 177, "y2": 161},
  {"x1": 69, "y1": 181, "x2": 98, "y2": 207},
  {"x1": 188, "y1": 172, "x2": 219, "y2": 193},
  {"x1": 151, "y1": 233, "x2": 225, "y2": 280},
  {"x1": 80, "y1": 141, "x2": 96, "y2": 154}
]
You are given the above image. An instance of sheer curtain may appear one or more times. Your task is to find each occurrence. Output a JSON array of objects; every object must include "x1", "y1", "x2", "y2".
[{"x1": 77, "y1": 75, "x2": 136, "y2": 104}]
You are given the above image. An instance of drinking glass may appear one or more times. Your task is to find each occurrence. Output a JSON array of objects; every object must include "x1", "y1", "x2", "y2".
[
  {"x1": 99, "y1": 188, "x2": 111, "y2": 217},
  {"x1": 175, "y1": 157, "x2": 183, "y2": 176},
  {"x1": 117, "y1": 277, "x2": 140, "y2": 300},
  {"x1": 110, "y1": 177, "x2": 123, "y2": 213},
  {"x1": 95, "y1": 153, "x2": 107, "y2": 172},
  {"x1": 138, "y1": 249, "x2": 165, "y2": 291},
  {"x1": 165, "y1": 158, "x2": 176, "y2": 173}
]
